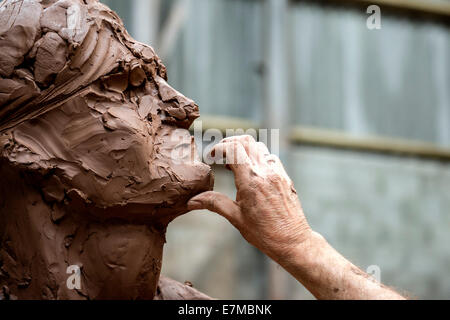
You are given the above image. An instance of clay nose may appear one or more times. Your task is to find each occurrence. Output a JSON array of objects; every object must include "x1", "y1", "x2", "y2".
[{"x1": 156, "y1": 76, "x2": 199, "y2": 129}]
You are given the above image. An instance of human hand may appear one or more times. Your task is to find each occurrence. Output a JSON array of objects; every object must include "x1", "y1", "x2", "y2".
[{"x1": 187, "y1": 135, "x2": 312, "y2": 263}]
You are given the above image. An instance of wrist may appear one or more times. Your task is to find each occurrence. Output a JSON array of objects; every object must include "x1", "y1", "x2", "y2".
[{"x1": 277, "y1": 230, "x2": 326, "y2": 272}]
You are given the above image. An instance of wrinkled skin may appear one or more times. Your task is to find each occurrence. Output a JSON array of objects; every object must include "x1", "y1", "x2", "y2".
[
  {"x1": 0, "y1": 0, "x2": 212, "y2": 299},
  {"x1": 188, "y1": 135, "x2": 405, "y2": 300},
  {"x1": 188, "y1": 135, "x2": 310, "y2": 261}
]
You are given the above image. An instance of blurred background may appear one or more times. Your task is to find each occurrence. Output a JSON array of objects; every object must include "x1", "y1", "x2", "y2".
[{"x1": 103, "y1": 0, "x2": 450, "y2": 299}]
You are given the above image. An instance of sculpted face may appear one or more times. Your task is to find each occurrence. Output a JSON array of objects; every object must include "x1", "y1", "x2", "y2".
[
  {"x1": 0, "y1": 0, "x2": 213, "y2": 222},
  {"x1": 0, "y1": 0, "x2": 213, "y2": 299}
]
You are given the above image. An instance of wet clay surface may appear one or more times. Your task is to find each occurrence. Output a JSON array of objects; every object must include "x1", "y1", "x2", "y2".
[
  {"x1": 155, "y1": 276, "x2": 212, "y2": 300},
  {"x1": 0, "y1": 0, "x2": 213, "y2": 299}
]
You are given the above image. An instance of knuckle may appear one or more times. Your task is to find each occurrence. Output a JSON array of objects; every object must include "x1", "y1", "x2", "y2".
[
  {"x1": 269, "y1": 154, "x2": 281, "y2": 164},
  {"x1": 247, "y1": 144, "x2": 259, "y2": 156},
  {"x1": 227, "y1": 141, "x2": 242, "y2": 155},
  {"x1": 267, "y1": 171, "x2": 281, "y2": 182},
  {"x1": 271, "y1": 154, "x2": 281, "y2": 162},
  {"x1": 223, "y1": 141, "x2": 236, "y2": 153},
  {"x1": 241, "y1": 135, "x2": 256, "y2": 143},
  {"x1": 250, "y1": 175, "x2": 265, "y2": 188},
  {"x1": 266, "y1": 155, "x2": 277, "y2": 164},
  {"x1": 256, "y1": 141, "x2": 266, "y2": 149},
  {"x1": 246, "y1": 134, "x2": 256, "y2": 141}
]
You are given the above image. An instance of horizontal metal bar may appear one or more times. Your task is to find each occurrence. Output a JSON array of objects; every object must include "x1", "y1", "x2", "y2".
[
  {"x1": 192, "y1": 116, "x2": 450, "y2": 161},
  {"x1": 291, "y1": 0, "x2": 450, "y2": 20},
  {"x1": 291, "y1": 126, "x2": 450, "y2": 161},
  {"x1": 193, "y1": 115, "x2": 259, "y2": 132}
]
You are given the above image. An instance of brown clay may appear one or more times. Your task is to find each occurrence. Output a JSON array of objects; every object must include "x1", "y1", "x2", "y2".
[{"x1": 0, "y1": 0, "x2": 213, "y2": 299}]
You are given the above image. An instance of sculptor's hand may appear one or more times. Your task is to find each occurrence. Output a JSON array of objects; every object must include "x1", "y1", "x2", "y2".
[
  {"x1": 188, "y1": 135, "x2": 406, "y2": 300},
  {"x1": 187, "y1": 135, "x2": 311, "y2": 261}
]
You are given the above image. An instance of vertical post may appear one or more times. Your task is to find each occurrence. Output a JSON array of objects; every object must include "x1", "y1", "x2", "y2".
[
  {"x1": 131, "y1": 0, "x2": 161, "y2": 47},
  {"x1": 158, "y1": 0, "x2": 189, "y2": 61},
  {"x1": 263, "y1": 0, "x2": 291, "y2": 300},
  {"x1": 263, "y1": 0, "x2": 290, "y2": 159}
]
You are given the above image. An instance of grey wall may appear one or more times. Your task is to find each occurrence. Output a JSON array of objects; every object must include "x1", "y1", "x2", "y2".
[
  {"x1": 289, "y1": 2, "x2": 450, "y2": 147},
  {"x1": 166, "y1": 0, "x2": 265, "y2": 122},
  {"x1": 291, "y1": 146, "x2": 450, "y2": 299}
]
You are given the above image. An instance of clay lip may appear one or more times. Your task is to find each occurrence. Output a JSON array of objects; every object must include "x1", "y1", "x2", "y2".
[{"x1": 65, "y1": 158, "x2": 214, "y2": 226}]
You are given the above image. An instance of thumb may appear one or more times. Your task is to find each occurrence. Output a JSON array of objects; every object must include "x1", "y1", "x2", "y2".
[{"x1": 187, "y1": 191, "x2": 241, "y2": 224}]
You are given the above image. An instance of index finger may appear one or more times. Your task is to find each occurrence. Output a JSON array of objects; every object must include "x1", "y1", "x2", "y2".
[{"x1": 211, "y1": 141, "x2": 253, "y2": 181}]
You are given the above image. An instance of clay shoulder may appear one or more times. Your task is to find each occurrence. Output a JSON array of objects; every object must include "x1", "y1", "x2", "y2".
[{"x1": 154, "y1": 276, "x2": 213, "y2": 300}]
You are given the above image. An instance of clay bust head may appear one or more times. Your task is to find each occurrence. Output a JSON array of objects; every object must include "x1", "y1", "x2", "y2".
[{"x1": 0, "y1": 0, "x2": 212, "y2": 299}]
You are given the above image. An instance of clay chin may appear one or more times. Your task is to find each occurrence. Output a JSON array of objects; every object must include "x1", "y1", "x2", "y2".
[{"x1": 0, "y1": 0, "x2": 213, "y2": 299}]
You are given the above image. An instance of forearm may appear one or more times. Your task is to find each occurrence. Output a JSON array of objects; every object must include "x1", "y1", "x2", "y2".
[{"x1": 278, "y1": 231, "x2": 406, "y2": 300}]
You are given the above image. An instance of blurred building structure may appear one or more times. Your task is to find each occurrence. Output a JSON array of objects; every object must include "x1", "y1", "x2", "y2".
[{"x1": 104, "y1": 0, "x2": 450, "y2": 299}]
